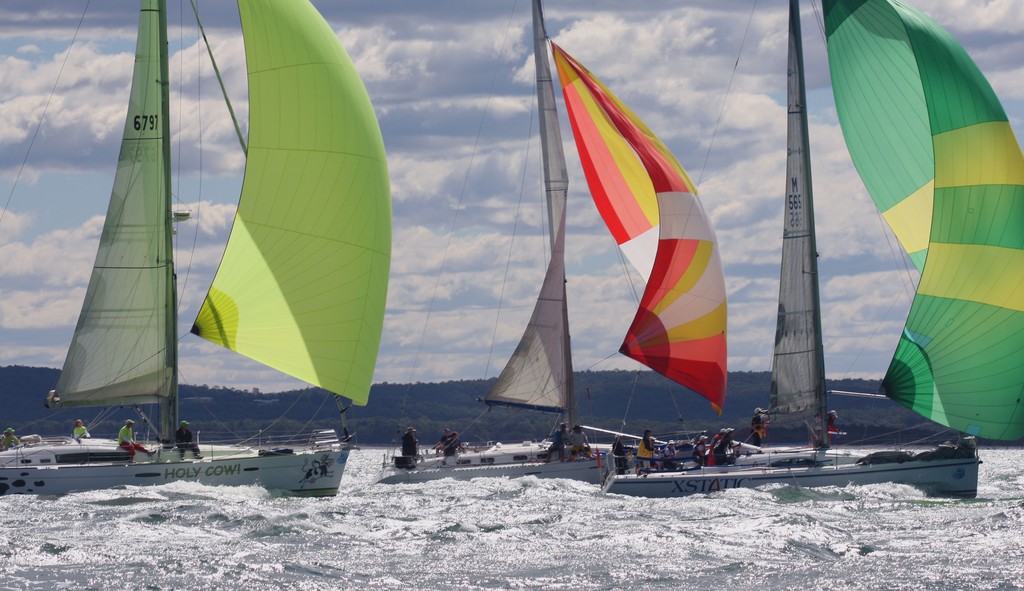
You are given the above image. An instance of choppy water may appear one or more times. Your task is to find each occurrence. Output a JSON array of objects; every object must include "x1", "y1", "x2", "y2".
[{"x1": 0, "y1": 447, "x2": 1022, "y2": 590}]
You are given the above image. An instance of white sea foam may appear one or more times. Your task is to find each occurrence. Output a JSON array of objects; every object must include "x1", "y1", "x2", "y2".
[{"x1": 0, "y1": 447, "x2": 1021, "y2": 590}]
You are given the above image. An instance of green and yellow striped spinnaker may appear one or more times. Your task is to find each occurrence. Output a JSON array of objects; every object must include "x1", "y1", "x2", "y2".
[{"x1": 825, "y1": 0, "x2": 1024, "y2": 439}]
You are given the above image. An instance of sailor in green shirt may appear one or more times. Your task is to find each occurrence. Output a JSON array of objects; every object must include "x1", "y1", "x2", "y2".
[
  {"x1": 72, "y1": 419, "x2": 90, "y2": 442},
  {"x1": 1, "y1": 427, "x2": 20, "y2": 451},
  {"x1": 117, "y1": 419, "x2": 154, "y2": 459}
]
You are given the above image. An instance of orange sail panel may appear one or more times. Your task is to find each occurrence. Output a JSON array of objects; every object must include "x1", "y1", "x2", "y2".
[{"x1": 553, "y1": 44, "x2": 727, "y2": 412}]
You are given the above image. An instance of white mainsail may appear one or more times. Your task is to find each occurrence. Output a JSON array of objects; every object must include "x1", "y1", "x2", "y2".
[
  {"x1": 54, "y1": 0, "x2": 176, "y2": 413},
  {"x1": 483, "y1": 0, "x2": 575, "y2": 423}
]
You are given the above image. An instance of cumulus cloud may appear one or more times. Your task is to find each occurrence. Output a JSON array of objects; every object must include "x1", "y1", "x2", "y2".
[{"x1": 0, "y1": 1, "x2": 1019, "y2": 393}]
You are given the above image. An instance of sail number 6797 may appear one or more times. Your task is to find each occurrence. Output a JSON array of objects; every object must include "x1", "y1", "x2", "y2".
[{"x1": 134, "y1": 114, "x2": 158, "y2": 131}]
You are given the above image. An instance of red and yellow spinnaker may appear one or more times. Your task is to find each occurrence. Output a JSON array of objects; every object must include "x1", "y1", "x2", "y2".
[{"x1": 552, "y1": 44, "x2": 727, "y2": 412}]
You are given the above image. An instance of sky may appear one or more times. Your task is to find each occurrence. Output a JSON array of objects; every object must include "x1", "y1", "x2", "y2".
[{"x1": 0, "y1": 1, "x2": 1022, "y2": 400}]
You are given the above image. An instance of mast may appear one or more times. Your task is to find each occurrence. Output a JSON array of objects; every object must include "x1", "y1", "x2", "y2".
[
  {"x1": 532, "y1": 0, "x2": 575, "y2": 426},
  {"x1": 157, "y1": 0, "x2": 179, "y2": 444},
  {"x1": 770, "y1": 0, "x2": 828, "y2": 447}
]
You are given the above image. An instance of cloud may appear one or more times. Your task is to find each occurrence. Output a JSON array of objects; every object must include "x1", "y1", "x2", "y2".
[{"x1": 0, "y1": 1, "x2": 1020, "y2": 396}]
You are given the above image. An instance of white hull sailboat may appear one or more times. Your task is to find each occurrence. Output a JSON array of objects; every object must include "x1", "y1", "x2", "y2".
[
  {"x1": 376, "y1": 0, "x2": 730, "y2": 486},
  {"x1": 377, "y1": 0, "x2": 604, "y2": 485},
  {"x1": 1, "y1": 0, "x2": 391, "y2": 497},
  {"x1": 602, "y1": 0, "x2": 1024, "y2": 498},
  {"x1": 376, "y1": 441, "x2": 601, "y2": 485},
  {"x1": 601, "y1": 443, "x2": 979, "y2": 498},
  {"x1": 0, "y1": 433, "x2": 347, "y2": 497}
]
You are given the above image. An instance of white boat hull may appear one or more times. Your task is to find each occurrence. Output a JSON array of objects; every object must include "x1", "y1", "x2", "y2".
[
  {"x1": 376, "y1": 441, "x2": 601, "y2": 484},
  {"x1": 0, "y1": 437, "x2": 349, "y2": 497},
  {"x1": 601, "y1": 446, "x2": 980, "y2": 498}
]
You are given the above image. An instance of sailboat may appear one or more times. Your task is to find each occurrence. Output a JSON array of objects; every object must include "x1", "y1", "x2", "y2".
[
  {"x1": 0, "y1": 0, "x2": 391, "y2": 497},
  {"x1": 375, "y1": 0, "x2": 727, "y2": 485},
  {"x1": 600, "y1": 0, "x2": 1022, "y2": 498}
]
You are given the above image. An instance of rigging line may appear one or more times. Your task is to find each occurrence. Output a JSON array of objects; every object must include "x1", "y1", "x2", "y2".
[
  {"x1": 276, "y1": 391, "x2": 335, "y2": 446},
  {"x1": 0, "y1": 0, "x2": 92, "y2": 229},
  {"x1": 453, "y1": 406, "x2": 494, "y2": 447},
  {"x1": 386, "y1": 1, "x2": 523, "y2": 449},
  {"x1": 695, "y1": 0, "x2": 758, "y2": 188},
  {"x1": 809, "y1": 0, "x2": 827, "y2": 47},
  {"x1": 575, "y1": 351, "x2": 620, "y2": 374},
  {"x1": 618, "y1": 370, "x2": 641, "y2": 432},
  {"x1": 174, "y1": 0, "x2": 183, "y2": 223},
  {"x1": 189, "y1": 0, "x2": 246, "y2": 155},
  {"x1": 614, "y1": 244, "x2": 643, "y2": 308},
  {"x1": 400, "y1": 0, "x2": 521, "y2": 391},
  {"x1": 175, "y1": 4, "x2": 204, "y2": 325},
  {"x1": 197, "y1": 387, "x2": 321, "y2": 446},
  {"x1": 665, "y1": 380, "x2": 685, "y2": 423},
  {"x1": 483, "y1": 94, "x2": 537, "y2": 381}
]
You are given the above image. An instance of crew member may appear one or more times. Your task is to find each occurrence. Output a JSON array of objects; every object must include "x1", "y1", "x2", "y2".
[{"x1": 117, "y1": 419, "x2": 154, "y2": 460}]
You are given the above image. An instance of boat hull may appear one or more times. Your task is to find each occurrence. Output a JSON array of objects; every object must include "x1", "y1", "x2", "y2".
[
  {"x1": 602, "y1": 454, "x2": 980, "y2": 498},
  {"x1": 375, "y1": 441, "x2": 601, "y2": 484},
  {"x1": 0, "y1": 440, "x2": 349, "y2": 497},
  {"x1": 378, "y1": 457, "x2": 599, "y2": 484}
]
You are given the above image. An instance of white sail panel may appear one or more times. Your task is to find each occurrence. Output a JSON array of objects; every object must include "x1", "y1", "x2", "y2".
[
  {"x1": 483, "y1": 0, "x2": 573, "y2": 416},
  {"x1": 55, "y1": 0, "x2": 174, "y2": 407}
]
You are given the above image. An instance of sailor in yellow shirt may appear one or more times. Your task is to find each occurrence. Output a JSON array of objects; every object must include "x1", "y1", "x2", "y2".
[
  {"x1": 637, "y1": 429, "x2": 655, "y2": 472},
  {"x1": 117, "y1": 419, "x2": 154, "y2": 459},
  {"x1": 72, "y1": 419, "x2": 90, "y2": 442}
]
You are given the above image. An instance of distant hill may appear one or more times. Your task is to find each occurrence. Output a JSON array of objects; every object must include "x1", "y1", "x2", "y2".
[{"x1": 3, "y1": 365, "x2": 1014, "y2": 446}]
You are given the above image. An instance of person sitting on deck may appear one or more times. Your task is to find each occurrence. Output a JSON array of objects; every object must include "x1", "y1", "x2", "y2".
[
  {"x1": 566, "y1": 425, "x2": 592, "y2": 460},
  {"x1": 435, "y1": 428, "x2": 462, "y2": 462},
  {"x1": 72, "y1": 419, "x2": 91, "y2": 442},
  {"x1": 692, "y1": 435, "x2": 710, "y2": 466},
  {"x1": 660, "y1": 440, "x2": 687, "y2": 470},
  {"x1": 712, "y1": 428, "x2": 737, "y2": 466},
  {"x1": 175, "y1": 420, "x2": 202, "y2": 459},
  {"x1": 545, "y1": 423, "x2": 567, "y2": 463},
  {"x1": 117, "y1": 419, "x2": 154, "y2": 460}
]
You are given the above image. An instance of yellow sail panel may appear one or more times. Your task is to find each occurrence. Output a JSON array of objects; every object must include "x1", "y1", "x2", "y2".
[
  {"x1": 918, "y1": 243, "x2": 1024, "y2": 312},
  {"x1": 880, "y1": 179, "x2": 933, "y2": 260},
  {"x1": 933, "y1": 122, "x2": 1024, "y2": 188},
  {"x1": 192, "y1": 0, "x2": 391, "y2": 405},
  {"x1": 649, "y1": 241, "x2": 717, "y2": 315}
]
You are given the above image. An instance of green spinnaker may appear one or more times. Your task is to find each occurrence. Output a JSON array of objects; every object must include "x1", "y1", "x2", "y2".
[
  {"x1": 825, "y1": 0, "x2": 1024, "y2": 439},
  {"x1": 192, "y1": 0, "x2": 391, "y2": 406}
]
